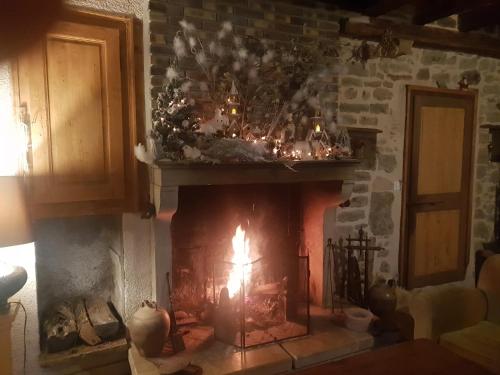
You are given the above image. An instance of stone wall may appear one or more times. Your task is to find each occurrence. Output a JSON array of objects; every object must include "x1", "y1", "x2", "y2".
[
  {"x1": 335, "y1": 38, "x2": 500, "y2": 284},
  {"x1": 148, "y1": 0, "x2": 341, "y2": 99}
]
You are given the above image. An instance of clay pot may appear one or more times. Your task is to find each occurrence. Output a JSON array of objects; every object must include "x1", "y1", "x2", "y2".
[
  {"x1": 368, "y1": 279, "x2": 397, "y2": 319},
  {"x1": 128, "y1": 300, "x2": 170, "y2": 357}
]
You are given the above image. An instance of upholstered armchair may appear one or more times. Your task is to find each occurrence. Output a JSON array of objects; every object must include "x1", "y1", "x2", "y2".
[{"x1": 407, "y1": 255, "x2": 500, "y2": 373}]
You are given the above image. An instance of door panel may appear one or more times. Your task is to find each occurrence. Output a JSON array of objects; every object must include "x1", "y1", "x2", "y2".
[
  {"x1": 413, "y1": 209, "x2": 461, "y2": 277},
  {"x1": 403, "y1": 87, "x2": 475, "y2": 288},
  {"x1": 417, "y1": 107, "x2": 465, "y2": 195}
]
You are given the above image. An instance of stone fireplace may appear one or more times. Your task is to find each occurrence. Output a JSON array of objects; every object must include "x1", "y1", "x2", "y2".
[{"x1": 149, "y1": 160, "x2": 357, "y2": 348}]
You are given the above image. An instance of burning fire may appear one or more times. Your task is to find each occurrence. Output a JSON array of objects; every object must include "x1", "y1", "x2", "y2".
[{"x1": 227, "y1": 225, "x2": 252, "y2": 298}]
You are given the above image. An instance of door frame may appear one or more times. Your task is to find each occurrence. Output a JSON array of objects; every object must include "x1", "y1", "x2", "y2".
[{"x1": 399, "y1": 85, "x2": 478, "y2": 288}]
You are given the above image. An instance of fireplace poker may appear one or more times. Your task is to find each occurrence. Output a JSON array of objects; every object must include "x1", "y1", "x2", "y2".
[{"x1": 166, "y1": 272, "x2": 186, "y2": 353}]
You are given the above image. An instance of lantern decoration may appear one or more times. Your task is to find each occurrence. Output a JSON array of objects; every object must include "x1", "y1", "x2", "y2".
[
  {"x1": 227, "y1": 81, "x2": 240, "y2": 116},
  {"x1": 309, "y1": 111, "x2": 324, "y2": 141}
]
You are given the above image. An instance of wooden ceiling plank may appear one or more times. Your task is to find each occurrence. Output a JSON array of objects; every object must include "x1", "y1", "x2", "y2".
[
  {"x1": 458, "y1": 4, "x2": 500, "y2": 31},
  {"x1": 340, "y1": 18, "x2": 500, "y2": 59}
]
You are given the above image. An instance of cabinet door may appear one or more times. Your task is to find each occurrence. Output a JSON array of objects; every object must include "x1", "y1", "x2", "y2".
[{"x1": 13, "y1": 9, "x2": 144, "y2": 218}]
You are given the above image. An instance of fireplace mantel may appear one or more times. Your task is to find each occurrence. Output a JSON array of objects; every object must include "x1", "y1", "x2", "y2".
[{"x1": 153, "y1": 159, "x2": 360, "y2": 187}]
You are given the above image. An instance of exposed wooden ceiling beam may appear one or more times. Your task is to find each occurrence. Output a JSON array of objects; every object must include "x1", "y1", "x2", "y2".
[
  {"x1": 340, "y1": 18, "x2": 500, "y2": 59},
  {"x1": 458, "y1": 3, "x2": 500, "y2": 31},
  {"x1": 363, "y1": 0, "x2": 409, "y2": 16},
  {"x1": 412, "y1": 0, "x2": 485, "y2": 25},
  {"x1": 334, "y1": 0, "x2": 408, "y2": 17}
]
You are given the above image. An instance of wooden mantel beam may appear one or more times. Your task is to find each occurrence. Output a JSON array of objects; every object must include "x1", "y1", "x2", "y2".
[{"x1": 340, "y1": 18, "x2": 500, "y2": 59}]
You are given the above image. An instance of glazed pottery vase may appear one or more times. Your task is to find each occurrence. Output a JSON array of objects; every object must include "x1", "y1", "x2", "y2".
[
  {"x1": 367, "y1": 279, "x2": 397, "y2": 319},
  {"x1": 128, "y1": 300, "x2": 170, "y2": 357}
]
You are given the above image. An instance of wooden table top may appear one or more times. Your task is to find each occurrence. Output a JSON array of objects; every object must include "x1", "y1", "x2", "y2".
[{"x1": 297, "y1": 339, "x2": 494, "y2": 375}]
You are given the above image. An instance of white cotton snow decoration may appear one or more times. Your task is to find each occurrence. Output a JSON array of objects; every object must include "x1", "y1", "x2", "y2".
[
  {"x1": 134, "y1": 143, "x2": 154, "y2": 165},
  {"x1": 222, "y1": 21, "x2": 233, "y2": 32},
  {"x1": 180, "y1": 81, "x2": 192, "y2": 93},
  {"x1": 198, "y1": 108, "x2": 229, "y2": 135},
  {"x1": 262, "y1": 50, "x2": 275, "y2": 64},
  {"x1": 179, "y1": 19, "x2": 196, "y2": 32},
  {"x1": 195, "y1": 52, "x2": 207, "y2": 66},
  {"x1": 166, "y1": 67, "x2": 178, "y2": 82},
  {"x1": 188, "y1": 36, "x2": 197, "y2": 48},
  {"x1": 173, "y1": 36, "x2": 187, "y2": 58},
  {"x1": 182, "y1": 145, "x2": 202, "y2": 160},
  {"x1": 238, "y1": 48, "x2": 248, "y2": 59}
]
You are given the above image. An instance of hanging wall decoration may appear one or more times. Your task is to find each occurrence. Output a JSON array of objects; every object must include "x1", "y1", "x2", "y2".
[{"x1": 143, "y1": 20, "x2": 352, "y2": 164}]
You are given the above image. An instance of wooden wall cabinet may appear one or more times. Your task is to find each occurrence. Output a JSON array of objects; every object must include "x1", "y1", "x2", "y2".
[{"x1": 12, "y1": 8, "x2": 145, "y2": 218}]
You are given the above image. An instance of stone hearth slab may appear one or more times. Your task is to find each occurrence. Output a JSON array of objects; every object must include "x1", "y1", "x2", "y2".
[
  {"x1": 280, "y1": 326, "x2": 374, "y2": 369},
  {"x1": 192, "y1": 343, "x2": 292, "y2": 375},
  {"x1": 129, "y1": 341, "x2": 292, "y2": 375}
]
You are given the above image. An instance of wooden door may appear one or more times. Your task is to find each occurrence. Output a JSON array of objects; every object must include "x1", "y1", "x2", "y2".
[
  {"x1": 13, "y1": 9, "x2": 144, "y2": 218},
  {"x1": 401, "y1": 86, "x2": 476, "y2": 288}
]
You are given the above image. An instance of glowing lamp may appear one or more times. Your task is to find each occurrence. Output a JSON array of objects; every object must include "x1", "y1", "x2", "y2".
[{"x1": 0, "y1": 176, "x2": 32, "y2": 313}]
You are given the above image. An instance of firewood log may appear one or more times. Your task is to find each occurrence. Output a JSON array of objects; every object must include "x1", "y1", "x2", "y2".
[
  {"x1": 85, "y1": 298, "x2": 120, "y2": 340},
  {"x1": 75, "y1": 299, "x2": 101, "y2": 346},
  {"x1": 43, "y1": 301, "x2": 78, "y2": 353}
]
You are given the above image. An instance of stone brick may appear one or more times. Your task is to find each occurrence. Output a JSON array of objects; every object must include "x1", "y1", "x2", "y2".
[
  {"x1": 340, "y1": 103, "x2": 369, "y2": 113},
  {"x1": 150, "y1": 0, "x2": 166, "y2": 12},
  {"x1": 387, "y1": 74, "x2": 412, "y2": 81},
  {"x1": 362, "y1": 90, "x2": 370, "y2": 100},
  {"x1": 383, "y1": 81, "x2": 394, "y2": 88},
  {"x1": 432, "y1": 72, "x2": 450, "y2": 85},
  {"x1": 370, "y1": 103, "x2": 389, "y2": 114},
  {"x1": 353, "y1": 184, "x2": 369, "y2": 193},
  {"x1": 373, "y1": 88, "x2": 393, "y2": 101},
  {"x1": 378, "y1": 154, "x2": 397, "y2": 173},
  {"x1": 421, "y1": 50, "x2": 455, "y2": 65},
  {"x1": 354, "y1": 171, "x2": 371, "y2": 181},
  {"x1": 483, "y1": 85, "x2": 500, "y2": 95},
  {"x1": 364, "y1": 80, "x2": 382, "y2": 88},
  {"x1": 343, "y1": 88, "x2": 358, "y2": 99},
  {"x1": 486, "y1": 112, "x2": 500, "y2": 122},
  {"x1": 372, "y1": 176, "x2": 392, "y2": 191},
  {"x1": 350, "y1": 196, "x2": 369, "y2": 208},
  {"x1": 479, "y1": 59, "x2": 493, "y2": 71},
  {"x1": 474, "y1": 221, "x2": 490, "y2": 240},
  {"x1": 275, "y1": 22, "x2": 303, "y2": 34},
  {"x1": 184, "y1": 7, "x2": 216, "y2": 20},
  {"x1": 338, "y1": 114, "x2": 357, "y2": 125},
  {"x1": 347, "y1": 63, "x2": 369, "y2": 77},
  {"x1": 369, "y1": 192, "x2": 394, "y2": 236},
  {"x1": 459, "y1": 57, "x2": 477, "y2": 70},
  {"x1": 359, "y1": 116, "x2": 378, "y2": 126},
  {"x1": 234, "y1": 6, "x2": 264, "y2": 19},
  {"x1": 462, "y1": 70, "x2": 481, "y2": 85},
  {"x1": 318, "y1": 20, "x2": 339, "y2": 30},
  {"x1": 338, "y1": 209, "x2": 366, "y2": 223},
  {"x1": 379, "y1": 60, "x2": 412, "y2": 74},
  {"x1": 416, "y1": 68, "x2": 430, "y2": 80},
  {"x1": 341, "y1": 77, "x2": 363, "y2": 87}
]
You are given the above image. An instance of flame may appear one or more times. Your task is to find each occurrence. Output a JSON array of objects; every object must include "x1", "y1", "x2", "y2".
[{"x1": 227, "y1": 225, "x2": 252, "y2": 298}]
